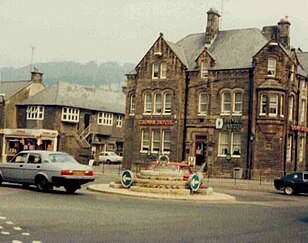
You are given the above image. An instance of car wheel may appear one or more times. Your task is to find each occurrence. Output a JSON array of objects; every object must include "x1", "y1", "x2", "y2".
[
  {"x1": 64, "y1": 185, "x2": 79, "y2": 194},
  {"x1": 36, "y1": 176, "x2": 50, "y2": 192},
  {"x1": 0, "y1": 175, "x2": 3, "y2": 185},
  {"x1": 284, "y1": 186, "x2": 294, "y2": 195},
  {"x1": 106, "y1": 160, "x2": 111, "y2": 164}
]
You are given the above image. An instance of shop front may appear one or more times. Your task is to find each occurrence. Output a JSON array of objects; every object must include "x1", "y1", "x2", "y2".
[{"x1": 0, "y1": 129, "x2": 58, "y2": 162}]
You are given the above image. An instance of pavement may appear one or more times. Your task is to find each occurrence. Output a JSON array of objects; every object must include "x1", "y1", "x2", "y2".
[{"x1": 87, "y1": 165, "x2": 276, "y2": 203}]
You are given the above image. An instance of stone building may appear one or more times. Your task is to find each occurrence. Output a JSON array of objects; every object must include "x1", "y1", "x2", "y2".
[
  {"x1": 123, "y1": 8, "x2": 308, "y2": 179},
  {"x1": 15, "y1": 81, "x2": 125, "y2": 164}
]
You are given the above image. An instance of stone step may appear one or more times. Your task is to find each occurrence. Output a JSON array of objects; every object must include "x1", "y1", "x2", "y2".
[
  {"x1": 109, "y1": 181, "x2": 124, "y2": 189},
  {"x1": 130, "y1": 186, "x2": 213, "y2": 195},
  {"x1": 137, "y1": 171, "x2": 184, "y2": 181},
  {"x1": 134, "y1": 178, "x2": 188, "y2": 189}
]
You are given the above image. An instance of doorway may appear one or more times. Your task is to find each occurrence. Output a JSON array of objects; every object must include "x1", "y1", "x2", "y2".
[
  {"x1": 84, "y1": 113, "x2": 90, "y2": 128},
  {"x1": 195, "y1": 136, "x2": 207, "y2": 166}
]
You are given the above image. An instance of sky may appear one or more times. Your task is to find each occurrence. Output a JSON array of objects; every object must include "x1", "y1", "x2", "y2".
[{"x1": 1, "y1": 0, "x2": 307, "y2": 68}]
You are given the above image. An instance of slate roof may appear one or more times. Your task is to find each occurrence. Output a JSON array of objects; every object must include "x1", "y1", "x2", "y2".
[
  {"x1": 0, "y1": 80, "x2": 32, "y2": 99},
  {"x1": 18, "y1": 81, "x2": 125, "y2": 114},
  {"x1": 297, "y1": 52, "x2": 308, "y2": 77}
]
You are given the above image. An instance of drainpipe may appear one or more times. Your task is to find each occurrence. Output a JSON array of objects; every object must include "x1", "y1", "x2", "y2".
[
  {"x1": 246, "y1": 69, "x2": 254, "y2": 179},
  {"x1": 182, "y1": 69, "x2": 189, "y2": 161},
  {"x1": 294, "y1": 80, "x2": 300, "y2": 171}
]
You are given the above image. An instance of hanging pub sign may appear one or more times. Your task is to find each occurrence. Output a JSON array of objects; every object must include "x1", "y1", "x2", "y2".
[
  {"x1": 223, "y1": 118, "x2": 242, "y2": 129},
  {"x1": 138, "y1": 120, "x2": 173, "y2": 125},
  {"x1": 291, "y1": 125, "x2": 308, "y2": 132}
]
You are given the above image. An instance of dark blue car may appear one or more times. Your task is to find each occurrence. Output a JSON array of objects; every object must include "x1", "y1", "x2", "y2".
[{"x1": 274, "y1": 172, "x2": 308, "y2": 195}]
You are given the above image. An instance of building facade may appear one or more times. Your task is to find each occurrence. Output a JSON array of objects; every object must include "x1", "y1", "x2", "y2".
[{"x1": 123, "y1": 8, "x2": 308, "y2": 179}]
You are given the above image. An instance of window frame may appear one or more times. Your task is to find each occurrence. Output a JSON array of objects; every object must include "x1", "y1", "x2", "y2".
[
  {"x1": 141, "y1": 130, "x2": 150, "y2": 152},
  {"x1": 163, "y1": 92, "x2": 172, "y2": 115},
  {"x1": 286, "y1": 135, "x2": 292, "y2": 162},
  {"x1": 288, "y1": 95, "x2": 294, "y2": 122},
  {"x1": 300, "y1": 99, "x2": 306, "y2": 125},
  {"x1": 201, "y1": 60, "x2": 208, "y2": 79},
  {"x1": 26, "y1": 106, "x2": 44, "y2": 120},
  {"x1": 154, "y1": 93, "x2": 162, "y2": 115},
  {"x1": 61, "y1": 107, "x2": 79, "y2": 123},
  {"x1": 144, "y1": 93, "x2": 152, "y2": 115},
  {"x1": 221, "y1": 92, "x2": 231, "y2": 115},
  {"x1": 152, "y1": 63, "x2": 159, "y2": 79},
  {"x1": 160, "y1": 62, "x2": 167, "y2": 79},
  {"x1": 97, "y1": 112, "x2": 113, "y2": 126},
  {"x1": 269, "y1": 94, "x2": 278, "y2": 117},
  {"x1": 129, "y1": 94, "x2": 136, "y2": 115},
  {"x1": 116, "y1": 115, "x2": 123, "y2": 128},
  {"x1": 198, "y1": 92, "x2": 209, "y2": 115},
  {"x1": 162, "y1": 130, "x2": 171, "y2": 154},
  {"x1": 233, "y1": 92, "x2": 243, "y2": 115},
  {"x1": 267, "y1": 58, "x2": 277, "y2": 77},
  {"x1": 151, "y1": 130, "x2": 160, "y2": 153}
]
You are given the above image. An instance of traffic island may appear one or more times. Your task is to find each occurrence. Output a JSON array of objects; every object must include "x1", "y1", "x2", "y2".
[{"x1": 87, "y1": 167, "x2": 236, "y2": 203}]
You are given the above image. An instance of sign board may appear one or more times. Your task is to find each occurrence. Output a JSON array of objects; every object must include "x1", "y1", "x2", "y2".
[
  {"x1": 189, "y1": 173, "x2": 201, "y2": 192},
  {"x1": 121, "y1": 170, "x2": 134, "y2": 188},
  {"x1": 188, "y1": 156, "x2": 195, "y2": 166},
  {"x1": 215, "y1": 118, "x2": 223, "y2": 129}
]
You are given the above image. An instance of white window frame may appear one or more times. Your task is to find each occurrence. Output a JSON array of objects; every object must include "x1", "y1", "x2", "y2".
[
  {"x1": 298, "y1": 137, "x2": 304, "y2": 162},
  {"x1": 61, "y1": 107, "x2": 79, "y2": 123},
  {"x1": 280, "y1": 95, "x2": 284, "y2": 117},
  {"x1": 198, "y1": 92, "x2": 208, "y2": 115},
  {"x1": 290, "y1": 64, "x2": 294, "y2": 82},
  {"x1": 218, "y1": 132, "x2": 230, "y2": 156},
  {"x1": 151, "y1": 130, "x2": 160, "y2": 153},
  {"x1": 160, "y1": 62, "x2": 167, "y2": 79},
  {"x1": 26, "y1": 106, "x2": 44, "y2": 120},
  {"x1": 231, "y1": 133, "x2": 241, "y2": 157},
  {"x1": 129, "y1": 94, "x2": 136, "y2": 115},
  {"x1": 116, "y1": 115, "x2": 123, "y2": 128},
  {"x1": 152, "y1": 63, "x2": 159, "y2": 79},
  {"x1": 233, "y1": 92, "x2": 242, "y2": 115},
  {"x1": 201, "y1": 60, "x2": 208, "y2": 79},
  {"x1": 267, "y1": 58, "x2": 276, "y2": 77},
  {"x1": 163, "y1": 92, "x2": 172, "y2": 115},
  {"x1": 141, "y1": 130, "x2": 150, "y2": 152},
  {"x1": 154, "y1": 93, "x2": 162, "y2": 114},
  {"x1": 300, "y1": 100, "x2": 306, "y2": 125},
  {"x1": 260, "y1": 94, "x2": 267, "y2": 116},
  {"x1": 98, "y1": 112, "x2": 113, "y2": 126},
  {"x1": 221, "y1": 92, "x2": 231, "y2": 115},
  {"x1": 269, "y1": 94, "x2": 278, "y2": 116},
  {"x1": 144, "y1": 93, "x2": 152, "y2": 115},
  {"x1": 288, "y1": 96, "x2": 294, "y2": 122},
  {"x1": 286, "y1": 135, "x2": 292, "y2": 162},
  {"x1": 162, "y1": 130, "x2": 171, "y2": 154}
]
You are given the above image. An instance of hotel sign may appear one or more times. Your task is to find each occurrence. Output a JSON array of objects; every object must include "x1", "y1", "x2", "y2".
[
  {"x1": 291, "y1": 125, "x2": 308, "y2": 132},
  {"x1": 138, "y1": 120, "x2": 173, "y2": 126},
  {"x1": 223, "y1": 118, "x2": 242, "y2": 129}
]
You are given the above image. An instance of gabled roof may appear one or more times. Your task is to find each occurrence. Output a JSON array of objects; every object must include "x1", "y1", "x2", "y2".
[
  {"x1": 18, "y1": 81, "x2": 125, "y2": 114},
  {"x1": 297, "y1": 52, "x2": 308, "y2": 77},
  {"x1": 0, "y1": 80, "x2": 32, "y2": 99}
]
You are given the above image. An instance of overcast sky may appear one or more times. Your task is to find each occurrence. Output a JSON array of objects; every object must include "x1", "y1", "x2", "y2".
[{"x1": 1, "y1": 0, "x2": 307, "y2": 68}]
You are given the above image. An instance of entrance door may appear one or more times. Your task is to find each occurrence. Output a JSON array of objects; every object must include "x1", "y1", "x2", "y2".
[
  {"x1": 195, "y1": 136, "x2": 207, "y2": 166},
  {"x1": 84, "y1": 113, "x2": 90, "y2": 128}
]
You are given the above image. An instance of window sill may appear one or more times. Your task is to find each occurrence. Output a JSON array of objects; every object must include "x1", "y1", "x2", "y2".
[
  {"x1": 197, "y1": 113, "x2": 207, "y2": 117},
  {"x1": 217, "y1": 155, "x2": 241, "y2": 158}
]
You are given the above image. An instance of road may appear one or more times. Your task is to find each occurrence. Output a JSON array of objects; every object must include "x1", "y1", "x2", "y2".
[{"x1": 0, "y1": 173, "x2": 307, "y2": 243}]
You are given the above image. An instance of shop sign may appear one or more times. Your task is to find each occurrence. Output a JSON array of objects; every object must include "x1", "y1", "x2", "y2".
[
  {"x1": 138, "y1": 120, "x2": 173, "y2": 126},
  {"x1": 223, "y1": 118, "x2": 242, "y2": 129},
  {"x1": 291, "y1": 125, "x2": 308, "y2": 132}
]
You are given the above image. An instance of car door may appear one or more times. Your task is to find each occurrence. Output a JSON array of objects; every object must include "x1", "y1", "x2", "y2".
[
  {"x1": 1, "y1": 153, "x2": 28, "y2": 182},
  {"x1": 22, "y1": 153, "x2": 43, "y2": 184},
  {"x1": 303, "y1": 173, "x2": 308, "y2": 192}
]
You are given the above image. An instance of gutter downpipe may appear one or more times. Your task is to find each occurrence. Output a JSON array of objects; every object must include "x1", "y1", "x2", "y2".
[
  {"x1": 246, "y1": 68, "x2": 254, "y2": 179},
  {"x1": 182, "y1": 68, "x2": 189, "y2": 161},
  {"x1": 294, "y1": 79, "x2": 300, "y2": 172}
]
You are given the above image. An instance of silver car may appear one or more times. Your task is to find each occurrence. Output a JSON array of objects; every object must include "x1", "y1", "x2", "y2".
[
  {"x1": 0, "y1": 150, "x2": 95, "y2": 193},
  {"x1": 98, "y1": 151, "x2": 123, "y2": 164}
]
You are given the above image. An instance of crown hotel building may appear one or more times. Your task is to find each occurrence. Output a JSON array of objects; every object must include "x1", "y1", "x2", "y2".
[{"x1": 123, "y1": 8, "x2": 308, "y2": 179}]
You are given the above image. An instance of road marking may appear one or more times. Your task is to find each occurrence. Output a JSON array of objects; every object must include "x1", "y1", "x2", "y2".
[
  {"x1": 1, "y1": 231, "x2": 10, "y2": 235},
  {"x1": 32, "y1": 241, "x2": 42, "y2": 243},
  {"x1": 0, "y1": 216, "x2": 7, "y2": 220},
  {"x1": 12, "y1": 240, "x2": 23, "y2": 243},
  {"x1": 6, "y1": 221, "x2": 14, "y2": 225},
  {"x1": 14, "y1": 226, "x2": 22, "y2": 231},
  {"x1": 22, "y1": 232, "x2": 30, "y2": 236},
  {"x1": 0, "y1": 226, "x2": 3, "y2": 229}
]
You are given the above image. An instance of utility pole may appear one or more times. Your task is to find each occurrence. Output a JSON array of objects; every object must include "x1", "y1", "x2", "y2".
[{"x1": 30, "y1": 45, "x2": 36, "y2": 72}]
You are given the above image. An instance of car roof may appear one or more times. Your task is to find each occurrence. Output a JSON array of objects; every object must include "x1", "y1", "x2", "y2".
[{"x1": 19, "y1": 150, "x2": 67, "y2": 155}]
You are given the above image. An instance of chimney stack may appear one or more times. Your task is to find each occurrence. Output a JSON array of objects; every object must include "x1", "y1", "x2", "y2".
[
  {"x1": 205, "y1": 8, "x2": 220, "y2": 44},
  {"x1": 31, "y1": 66, "x2": 43, "y2": 83},
  {"x1": 277, "y1": 16, "x2": 291, "y2": 49}
]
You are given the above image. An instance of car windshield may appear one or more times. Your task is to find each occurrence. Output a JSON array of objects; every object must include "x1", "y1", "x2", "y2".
[{"x1": 48, "y1": 153, "x2": 78, "y2": 163}]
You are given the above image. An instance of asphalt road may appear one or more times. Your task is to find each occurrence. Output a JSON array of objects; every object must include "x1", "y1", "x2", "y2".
[{"x1": 0, "y1": 174, "x2": 307, "y2": 243}]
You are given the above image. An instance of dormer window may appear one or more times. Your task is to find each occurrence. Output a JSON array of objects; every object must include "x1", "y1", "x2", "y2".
[
  {"x1": 152, "y1": 63, "x2": 159, "y2": 79},
  {"x1": 26, "y1": 106, "x2": 44, "y2": 120},
  {"x1": 201, "y1": 60, "x2": 208, "y2": 79},
  {"x1": 267, "y1": 58, "x2": 276, "y2": 77}
]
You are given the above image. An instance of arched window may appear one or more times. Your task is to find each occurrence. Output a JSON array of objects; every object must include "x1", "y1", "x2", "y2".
[
  {"x1": 267, "y1": 58, "x2": 276, "y2": 77},
  {"x1": 144, "y1": 93, "x2": 152, "y2": 114},
  {"x1": 198, "y1": 92, "x2": 209, "y2": 115},
  {"x1": 129, "y1": 94, "x2": 136, "y2": 115},
  {"x1": 233, "y1": 92, "x2": 242, "y2": 114},
  {"x1": 163, "y1": 92, "x2": 172, "y2": 114},
  {"x1": 154, "y1": 93, "x2": 162, "y2": 114},
  {"x1": 221, "y1": 92, "x2": 231, "y2": 114}
]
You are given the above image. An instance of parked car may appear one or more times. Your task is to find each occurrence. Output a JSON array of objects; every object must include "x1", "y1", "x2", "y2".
[
  {"x1": 274, "y1": 172, "x2": 308, "y2": 195},
  {"x1": 98, "y1": 151, "x2": 123, "y2": 164},
  {"x1": 0, "y1": 150, "x2": 95, "y2": 193}
]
